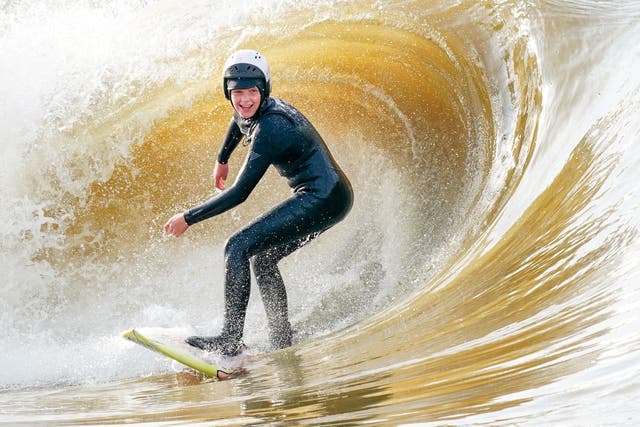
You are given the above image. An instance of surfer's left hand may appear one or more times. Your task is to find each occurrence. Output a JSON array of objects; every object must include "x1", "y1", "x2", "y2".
[
  {"x1": 213, "y1": 161, "x2": 228, "y2": 191},
  {"x1": 164, "y1": 213, "x2": 189, "y2": 237}
]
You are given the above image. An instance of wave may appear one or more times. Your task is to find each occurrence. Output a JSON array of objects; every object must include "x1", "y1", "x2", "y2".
[{"x1": 1, "y1": 0, "x2": 639, "y2": 425}]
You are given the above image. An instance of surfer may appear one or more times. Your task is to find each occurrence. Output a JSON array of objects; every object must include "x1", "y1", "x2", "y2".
[{"x1": 164, "y1": 49, "x2": 353, "y2": 356}]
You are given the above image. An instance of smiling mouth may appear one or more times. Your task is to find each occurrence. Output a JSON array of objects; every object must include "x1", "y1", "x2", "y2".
[{"x1": 238, "y1": 104, "x2": 255, "y2": 116}]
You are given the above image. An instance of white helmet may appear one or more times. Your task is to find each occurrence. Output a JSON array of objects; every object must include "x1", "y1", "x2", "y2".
[{"x1": 222, "y1": 49, "x2": 271, "y2": 100}]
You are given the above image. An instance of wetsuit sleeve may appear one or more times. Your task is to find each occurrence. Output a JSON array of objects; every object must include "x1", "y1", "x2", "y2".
[
  {"x1": 217, "y1": 118, "x2": 243, "y2": 164},
  {"x1": 184, "y1": 145, "x2": 271, "y2": 226}
]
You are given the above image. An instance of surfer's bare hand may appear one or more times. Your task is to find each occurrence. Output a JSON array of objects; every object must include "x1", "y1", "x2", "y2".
[
  {"x1": 164, "y1": 213, "x2": 189, "y2": 237},
  {"x1": 213, "y1": 162, "x2": 229, "y2": 191}
]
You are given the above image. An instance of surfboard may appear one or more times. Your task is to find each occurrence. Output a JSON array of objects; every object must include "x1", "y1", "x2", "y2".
[{"x1": 121, "y1": 328, "x2": 241, "y2": 380}]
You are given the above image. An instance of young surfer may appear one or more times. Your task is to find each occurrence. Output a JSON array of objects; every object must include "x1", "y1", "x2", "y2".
[{"x1": 164, "y1": 49, "x2": 353, "y2": 356}]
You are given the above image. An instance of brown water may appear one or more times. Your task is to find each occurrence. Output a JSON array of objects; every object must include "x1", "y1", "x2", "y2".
[{"x1": 1, "y1": 0, "x2": 640, "y2": 425}]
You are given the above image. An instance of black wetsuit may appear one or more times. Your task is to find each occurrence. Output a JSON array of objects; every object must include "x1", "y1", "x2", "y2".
[{"x1": 184, "y1": 97, "x2": 353, "y2": 354}]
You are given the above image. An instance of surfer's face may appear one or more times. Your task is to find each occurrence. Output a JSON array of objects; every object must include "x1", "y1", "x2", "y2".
[{"x1": 230, "y1": 86, "x2": 261, "y2": 118}]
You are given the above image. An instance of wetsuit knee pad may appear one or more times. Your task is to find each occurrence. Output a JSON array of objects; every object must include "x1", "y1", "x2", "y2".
[{"x1": 224, "y1": 230, "x2": 255, "y2": 259}]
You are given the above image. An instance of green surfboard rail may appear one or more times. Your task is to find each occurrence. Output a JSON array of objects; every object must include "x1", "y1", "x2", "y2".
[{"x1": 122, "y1": 328, "x2": 235, "y2": 378}]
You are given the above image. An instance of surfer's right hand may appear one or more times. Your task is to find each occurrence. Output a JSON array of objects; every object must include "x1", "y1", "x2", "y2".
[
  {"x1": 213, "y1": 162, "x2": 228, "y2": 191},
  {"x1": 164, "y1": 213, "x2": 189, "y2": 238}
]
